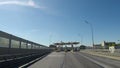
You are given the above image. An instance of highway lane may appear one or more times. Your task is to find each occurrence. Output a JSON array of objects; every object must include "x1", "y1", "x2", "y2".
[
  {"x1": 62, "y1": 52, "x2": 102, "y2": 68},
  {"x1": 79, "y1": 52, "x2": 120, "y2": 68},
  {"x1": 28, "y1": 52, "x2": 65, "y2": 68},
  {"x1": 28, "y1": 52, "x2": 120, "y2": 68},
  {"x1": 71, "y1": 52, "x2": 103, "y2": 68}
]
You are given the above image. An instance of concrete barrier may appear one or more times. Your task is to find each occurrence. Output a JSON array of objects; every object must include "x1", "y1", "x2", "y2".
[{"x1": 80, "y1": 49, "x2": 120, "y2": 61}]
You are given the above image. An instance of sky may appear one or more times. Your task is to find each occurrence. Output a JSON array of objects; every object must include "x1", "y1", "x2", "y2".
[{"x1": 0, "y1": 0, "x2": 120, "y2": 46}]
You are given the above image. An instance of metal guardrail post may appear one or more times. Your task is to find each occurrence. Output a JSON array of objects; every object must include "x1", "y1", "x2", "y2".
[
  {"x1": 31, "y1": 44, "x2": 33, "y2": 49},
  {"x1": 9, "y1": 38, "x2": 12, "y2": 48},
  {"x1": 19, "y1": 41, "x2": 21, "y2": 49},
  {"x1": 26, "y1": 42, "x2": 28, "y2": 49}
]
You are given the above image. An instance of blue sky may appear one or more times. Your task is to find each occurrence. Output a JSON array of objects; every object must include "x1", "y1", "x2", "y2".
[{"x1": 0, "y1": 0, "x2": 120, "y2": 46}]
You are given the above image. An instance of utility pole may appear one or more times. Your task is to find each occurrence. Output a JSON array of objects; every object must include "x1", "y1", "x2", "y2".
[{"x1": 84, "y1": 20, "x2": 94, "y2": 47}]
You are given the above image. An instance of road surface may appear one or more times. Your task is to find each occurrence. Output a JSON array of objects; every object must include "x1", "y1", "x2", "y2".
[{"x1": 28, "y1": 52, "x2": 120, "y2": 68}]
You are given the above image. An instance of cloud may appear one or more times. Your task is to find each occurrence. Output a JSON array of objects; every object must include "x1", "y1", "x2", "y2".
[{"x1": 0, "y1": 0, "x2": 45, "y2": 9}]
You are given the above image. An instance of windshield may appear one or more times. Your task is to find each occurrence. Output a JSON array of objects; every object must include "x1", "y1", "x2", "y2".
[{"x1": 0, "y1": 0, "x2": 120, "y2": 68}]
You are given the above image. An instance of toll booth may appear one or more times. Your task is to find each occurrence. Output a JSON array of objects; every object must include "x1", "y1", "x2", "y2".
[{"x1": 53, "y1": 41, "x2": 80, "y2": 52}]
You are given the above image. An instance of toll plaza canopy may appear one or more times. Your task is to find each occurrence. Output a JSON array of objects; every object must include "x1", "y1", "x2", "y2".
[
  {"x1": 53, "y1": 42, "x2": 80, "y2": 51},
  {"x1": 53, "y1": 42, "x2": 80, "y2": 46}
]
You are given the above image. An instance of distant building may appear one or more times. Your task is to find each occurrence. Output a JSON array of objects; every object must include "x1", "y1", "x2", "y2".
[
  {"x1": 86, "y1": 46, "x2": 93, "y2": 49},
  {"x1": 49, "y1": 45, "x2": 57, "y2": 50},
  {"x1": 93, "y1": 44, "x2": 102, "y2": 49},
  {"x1": 115, "y1": 44, "x2": 120, "y2": 49},
  {"x1": 101, "y1": 41, "x2": 116, "y2": 49},
  {"x1": 80, "y1": 45, "x2": 86, "y2": 49}
]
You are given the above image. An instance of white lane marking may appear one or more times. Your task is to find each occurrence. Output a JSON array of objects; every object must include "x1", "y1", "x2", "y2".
[{"x1": 79, "y1": 53, "x2": 114, "y2": 68}]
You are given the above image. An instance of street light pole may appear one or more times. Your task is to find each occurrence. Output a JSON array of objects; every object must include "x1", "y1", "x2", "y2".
[
  {"x1": 78, "y1": 34, "x2": 83, "y2": 45},
  {"x1": 85, "y1": 20, "x2": 94, "y2": 47}
]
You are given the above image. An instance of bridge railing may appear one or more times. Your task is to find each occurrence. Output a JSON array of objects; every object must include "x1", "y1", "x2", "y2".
[
  {"x1": 0, "y1": 31, "x2": 49, "y2": 49},
  {"x1": 0, "y1": 31, "x2": 53, "y2": 67},
  {"x1": 0, "y1": 30, "x2": 53, "y2": 61}
]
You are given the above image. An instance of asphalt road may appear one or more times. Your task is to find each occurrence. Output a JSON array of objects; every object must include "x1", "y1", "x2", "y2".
[{"x1": 28, "y1": 52, "x2": 120, "y2": 68}]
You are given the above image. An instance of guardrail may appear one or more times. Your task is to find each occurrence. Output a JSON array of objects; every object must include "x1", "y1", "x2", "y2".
[
  {"x1": 0, "y1": 30, "x2": 48, "y2": 49},
  {"x1": 82, "y1": 49, "x2": 120, "y2": 57},
  {"x1": 0, "y1": 31, "x2": 53, "y2": 67}
]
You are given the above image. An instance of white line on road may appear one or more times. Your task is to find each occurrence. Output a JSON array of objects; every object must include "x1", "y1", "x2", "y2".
[{"x1": 79, "y1": 53, "x2": 114, "y2": 68}]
